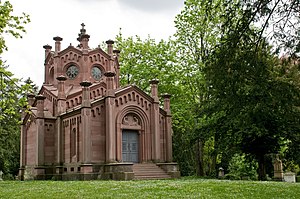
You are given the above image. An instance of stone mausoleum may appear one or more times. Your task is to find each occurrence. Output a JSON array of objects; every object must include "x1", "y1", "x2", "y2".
[{"x1": 19, "y1": 24, "x2": 180, "y2": 180}]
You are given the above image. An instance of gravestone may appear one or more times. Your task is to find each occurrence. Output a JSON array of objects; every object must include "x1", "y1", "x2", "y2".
[
  {"x1": 284, "y1": 172, "x2": 296, "y2": 183},
  {"x1": 0, "y1": 170, "x2": 3, "y2": 181},
  {"x1": 218, "y1": 167, "x2": 224, "y2": 178},
  {"x1": 273, "y1": 154, "x2": 283, "y2": 181}
]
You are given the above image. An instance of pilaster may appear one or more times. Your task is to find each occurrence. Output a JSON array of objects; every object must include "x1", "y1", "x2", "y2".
[
  {"x1": 43, "y1": 44, "x2": 52, "y2": 84},
  {"x1": 104, "y1": 71, "x2": 116, "y2": 163},
  {"x1": 163, "y1": 93, "x2": 173, "y2": 162},
  {"x1": 80, "y1": 81, "x2": 92, "y2": 163},
  {"x1": 35, "y1": 95, "x2": 46, "y2": 166},
  {"x1": 149, "y1": 79, "x2": 160, "y2": 162}
]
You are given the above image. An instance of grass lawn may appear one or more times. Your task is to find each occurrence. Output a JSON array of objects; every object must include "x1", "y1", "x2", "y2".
[{"x1": 0, "y1": 177, "x2": 299, "y2": 198}]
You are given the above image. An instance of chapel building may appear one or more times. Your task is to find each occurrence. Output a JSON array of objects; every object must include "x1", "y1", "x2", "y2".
[{"x1": 19, "y1": 24, "x2": 180, "y2": 180}]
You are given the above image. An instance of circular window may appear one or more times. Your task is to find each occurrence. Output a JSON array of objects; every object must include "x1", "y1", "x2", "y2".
[
  {"x1": 66, "y1": 65, "x2": 79, "y2": 79},
  {"x1": 91, "y1": 66, "x2": 102, "y2": 80}
]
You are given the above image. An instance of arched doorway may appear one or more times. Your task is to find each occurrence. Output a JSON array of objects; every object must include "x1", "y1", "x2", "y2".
[{"x1": 122, "y1": 130, "x2": 139, "y2": 163}]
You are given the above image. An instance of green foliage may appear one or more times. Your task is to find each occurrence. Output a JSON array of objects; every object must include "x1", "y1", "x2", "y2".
[
  {"x1": 0, "y1": 65, "x2": 35, "y2": 176},
  {"x1": 115, "y1": 32, "x2": 198, "y2": 176},
  {"x1": 227, "y1": 154, "x2": 258, "y2": 180},
  {"x1": 0, "y1": 1, "x2": 30, "y2": 54},
  {"x1": 0, "y1": 1, "x2": 30, "y2": 176}
]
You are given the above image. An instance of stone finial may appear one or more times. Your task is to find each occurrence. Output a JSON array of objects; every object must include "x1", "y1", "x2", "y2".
[
  {"x1": 27, "y1": 93, "x2": 35, "y2": 106},
  {"x1": 106, "y1": 40, "x2": 114, "y2": 55},
  {"x1": 53, "y1": 36, "x2": 63, "y2": 53},
  {"x1": 104, "y1": 71, "x2": 116, "y2": 77},
  {"x1": 43, "y1": 44, "x2": 52, "y2": 59},
  {"x1": 162, "y1": 93, "x2": 171, "y2": 99},
  {"x1": 106, "y1": 40, "x2": 114, "y2": 45},
  {"x1": 56, "y1": 75, "x2": 67, "y2": 81},
  {"x1": 149, "y1": 79, "x2": 159, "y2": 85},
  {"x1": 53, "y1": 36, "x2": 63, "y2": 42},
  {"x1": 80, "y1": 81, "x2": 92, "y2": 108},
  {"x1": 80, "y1": 80, "x2": 92, "y2": 87},
  {"x1": 57, "y1": 75, "x2": 67, "y2": 101},
  {"x1": 162, "y1": 93, "x2": 171, "y2": 114},
  {"x1": 43, "y1": 44, "x2": 52, "y2": 50},
  {"x1": 113, "y1": 49, "x2": 120, "y2": 54},
  {"x1": 149, "y1": 79, "x2": 159, "y2": 102},
  {"x1": 36, "y1": 95, "x2": 46, "y2": 118},
  {"x1": 77, "y1": 23, "x2": 90, "y2": 49},
  {"x1": 113, "y1": 49, "x2": 121, "y2": 59},
  {"x1": 35, "y1": 95, "x2": 46, "y2": 101}
]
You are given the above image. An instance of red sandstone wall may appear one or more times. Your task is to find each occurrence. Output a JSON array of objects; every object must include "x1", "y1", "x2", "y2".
[
  {"x1": 44, "y1": 122, "x2": 55, "y2": 164},
  {"x1": 91, "y1": 104, "x2": 106, "y2": 162},
  {"x1": 26, "y1": 121, "x2": 36, "y2": 165},
  {"x1": 160, "y1": 116, "x2": 166, "y2": 162}
]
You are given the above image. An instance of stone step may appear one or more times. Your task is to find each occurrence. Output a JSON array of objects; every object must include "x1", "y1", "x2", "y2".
[{"x1": 133, "y1": 163, "x2": 171, "y2": 180}]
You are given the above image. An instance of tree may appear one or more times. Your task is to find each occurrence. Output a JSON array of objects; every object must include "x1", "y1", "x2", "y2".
[
  {"x1": 200, "y1": 1, "x2": 300, "y2": 179},
  {"x1": 0, "y1": 1, "x2": 30, "y2": 178},
  {"x1": 174, "y1": 0, "x2": 245, "y2": 177},
  {"x1": 175, "y1": 0, "x2": 300, "y2": 180},
  {"x1": 115, "y1": 33, "x2": 200, "y2": 175}
]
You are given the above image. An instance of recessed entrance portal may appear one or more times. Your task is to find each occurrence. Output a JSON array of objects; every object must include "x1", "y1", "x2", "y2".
[{"x1": 122, "y1": 130, "x2": 139, "y2": 163}]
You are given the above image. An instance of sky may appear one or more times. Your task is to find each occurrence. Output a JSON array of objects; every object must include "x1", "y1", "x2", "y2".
[{"x1": 2, "y1": 0, "x2": 185, "y2": 86}]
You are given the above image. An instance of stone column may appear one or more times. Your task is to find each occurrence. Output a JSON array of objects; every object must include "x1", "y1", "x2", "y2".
[
  {"x1": 149, "y1": 79, "x2": 160, "y2": 162},
  {"x1": 35, "y1": 95, "x2": 46, "y2": 179},
  {"x1": 27, "y1": 93, "x2": 35, "y2": 107},
  {"x1": 53, "y1": 36, "x2": 62, "y2": 54},
  {"x1": 106, "y1": 40, "x2": 114, "y2": 56},
  {"x1": 104, "y1": 71, "x2": 116, "y2": 163},
  {"x1": 56, "y1": 76, "x2": 67, "y2": 170},
  {"x1": 53, "y1": 36, "x2": 63, "y2": 86},
  {"x1": 56, "y1": 75, "x2": 67, "y2": 115},
  {"x1": 80, "y1": 81, "x2": 92, "y2": 165},
  {"x1": 162, "y1": 93, "x2": 173, "y2": 162},
  {"x1": 113, "y1": 49, "x2": 121, "y2": 88},
  {"x1": 43, "y1": 45, "x2": 52, "y2": 84}
]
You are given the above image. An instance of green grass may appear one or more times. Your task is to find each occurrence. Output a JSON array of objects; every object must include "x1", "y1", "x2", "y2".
[{"x1": 0, "y1": 178, "x2": 299, "y2": 198}]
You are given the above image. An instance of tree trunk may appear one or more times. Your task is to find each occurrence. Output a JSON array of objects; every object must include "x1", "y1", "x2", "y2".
[
  {"x1": 195, "y1": 139, "x2": 205, "y2": 176},
  {"x1": 258, "y1": 155, "x2": 267, "y2": 180}
]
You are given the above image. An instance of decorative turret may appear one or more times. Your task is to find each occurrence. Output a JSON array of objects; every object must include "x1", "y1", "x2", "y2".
[
  {"x1": 162, "y1": 93, "x2": 171, "y2": 115},
  {"x1": 56, "y1": 75, "x2": 67, "y2": 114},
  {"x1": 36, "y1": 95, "x2": 46, "y2": 118},
  {"x1": 80, "y1": 80, "x2": 92, "y2": 107},
  {"x1": 149, "y1": 79, "x2": 159, "y2": 102},
  {"x1": 106, "y1": 40, "x2": 114, "y2": 56},
  {"x1": 77, "y1": 23, "x2": 90, "y2": 49},
  {"x1": 43, "y1": 44, "x2": 52, "y2": 59},
  {"x1": 27, "y1": 93, "x2": 35, "y2": 107},
  {"x1": 53, "y1": 36, "x2": 63, "y2": 54}
]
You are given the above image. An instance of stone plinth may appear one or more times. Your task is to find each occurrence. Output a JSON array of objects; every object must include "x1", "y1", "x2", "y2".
[
  {"x1": 101, "y1": 163, "x2": 134, "y2": 180},
  {"x1": 156, "y1": 163, "x2": 181, "y2": 178}
]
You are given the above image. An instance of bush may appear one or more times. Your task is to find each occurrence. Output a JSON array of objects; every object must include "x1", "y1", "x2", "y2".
[{"x1": 228, "y1": 154, "x2": 258, "y2": 180}]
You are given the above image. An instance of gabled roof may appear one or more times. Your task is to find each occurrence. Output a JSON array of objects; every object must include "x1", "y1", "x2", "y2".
[
  {"x1": 89, "y1": 48, "x2": 111, "y2": 59},
  {"x1": 58, "y1": 45, "x2": 83, "y2": 57},
  {"x1": 115, "y1": 84, "x2": 154, "y2": 103}
]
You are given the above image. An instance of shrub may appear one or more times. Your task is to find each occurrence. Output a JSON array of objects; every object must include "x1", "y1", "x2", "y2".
[{"x1": 228, "y1": 154, "x2": 258, "y2": 180}]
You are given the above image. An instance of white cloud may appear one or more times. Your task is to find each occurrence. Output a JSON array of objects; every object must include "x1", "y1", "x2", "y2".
[{"x1": 2, "y1": 0, "x2": 184, "y2": 86}]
